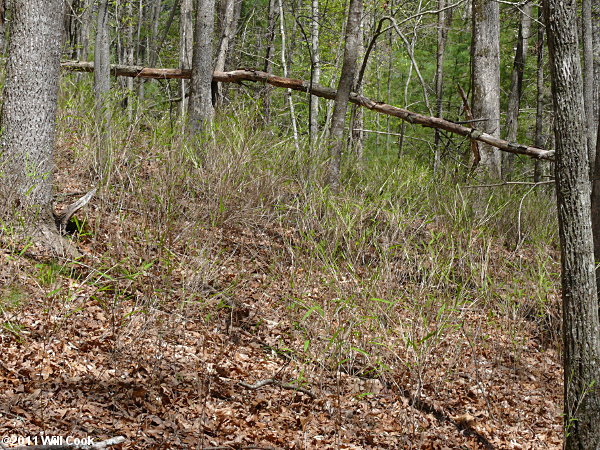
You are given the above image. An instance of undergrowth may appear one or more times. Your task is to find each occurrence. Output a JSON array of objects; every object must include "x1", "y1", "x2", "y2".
[{"x1": 2, "y1": 78, "x2": 562, "y2": 430}]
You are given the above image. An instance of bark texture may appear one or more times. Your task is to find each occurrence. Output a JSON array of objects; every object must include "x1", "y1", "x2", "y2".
[
  {"x1": 545, "y1": 0, "x2": 600, "y2": 447},
  {"x1": 188, "y1": 0, "x2": 215, "y2": 134},
  {"x1": 309, "y1": 0, "x2": 321, "y2": 151},
  {"x1": 180, "y1": 0, "x2": 194, "y2": 114},
  {"x1": 533, "y1": 6, "x2": 545, "y2": 183},
  {"x1": 94, "y1": 0, "x2": 111, "y2": 177},
  {"x1": 471, "y1": 0, "x2": 501, "y2": 178},
  {"x1": 433, "y1": 0, "x2": 453, "y2": 173},
  {"x1": 328, "y1": 0, "x2": 362, "y2": 186},
  {"x1": 583, "y1": 0, "x2": 596, "y2": 167},
  {"x1": 262, "y1": 0, "x2": 277, "y2": 124},
  {"x1": 502, "y1": 2, "x2": 532, "y2": 178},
  {"x1": 213, "y1": 0, "x2": 239, "y2": 104},
  {"x1": 94, "y1": 0, "x2": 110, "y2": 118},
  {"x1": 0, "y1": 0, "x2": 69, "y2": 253}
]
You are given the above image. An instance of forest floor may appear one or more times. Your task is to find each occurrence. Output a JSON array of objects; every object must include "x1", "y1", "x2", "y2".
[{"x1": 0, "y1": 117, "x2": 564, "y2": 449}]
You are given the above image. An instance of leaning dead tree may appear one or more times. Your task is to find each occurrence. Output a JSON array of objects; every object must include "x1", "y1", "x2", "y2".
[{"x1": 61, "y1": 61, "x2": 555, "y2": 161}]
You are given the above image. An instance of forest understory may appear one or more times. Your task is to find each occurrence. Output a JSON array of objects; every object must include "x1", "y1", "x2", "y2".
[{"x1": 0, "y1": 102, "x2": 564, "y2": 448}]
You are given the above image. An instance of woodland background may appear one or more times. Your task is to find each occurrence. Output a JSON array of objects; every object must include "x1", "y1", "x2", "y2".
[{"x1": 0, "y1": 0, "x2": 597, "y2": 448}]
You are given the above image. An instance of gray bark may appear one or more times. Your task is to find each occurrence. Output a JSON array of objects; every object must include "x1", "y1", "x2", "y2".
[
  {"x1": 125, "y1": 0, "x2": 135, "y2": 119},
  {"x1": 277, "y1": 0, "x2": 299, "y2": 151},
  {"x1": 349, "y1": 11, "x2": 365, "y2": 159},
  {"x1": 471, "y1": 0, "x2": 501, "y2": 178},
  {"x1": 180, "y1": 0, "x2": 194, "y2": 114},
  {"x1": 583, "y1": 0, "x2": 596, "y2": 168},
  {"x1": 502, "y1": 2, "x2": 532, "y2": 179},
  {"x1": 545, "y1": 0, "x2": 600, "y2": 447},
  {"x1": 0, "y1": 0, "x2": 5, "y2": 54},
  {"x1": 433, "y1": 0, "x2": 453, "y2": 174},
  {"x1": 309, "y1": 0, "x2": 321, "y2": 152},
  {"x1": 213, "y1": 0, "x2": 239, "y2": 104},
  {"x1": 593, "y1": 1, "x2": 600, "y2": 128},
  {"x1": 327, "y1": 0, "x2": 362, "y2": 187},
  {"x1": 533, "y1": 6, "x2": 545, "y2": 183},
  {"x1": 262, "y1": 0, "x2": 276, "y2": 123},
  {"x1": 0, "y1": 0, "x2": 70, "y2": 253},
  {"x1": 214, "y1": 0, "x2": 236, "y2": 72},
  {"x1": 148, "y1": 0, "x2": 162, "y2": 67},
  {"x1": 188, "y1": 0, "x2": 215, "y2": 134},
  {"x1": 94, "y1": 0, "x2": 111, "y2": 176}
]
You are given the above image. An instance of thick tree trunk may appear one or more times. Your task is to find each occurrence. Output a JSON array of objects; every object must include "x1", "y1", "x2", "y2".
[
  {"x1": 502, "y1": 2, "x2": 532, "y2": 179},
  {"x1": 180, "y1": 0, "x2": 194, "y2": 115},
  {"x1": 94, "y1": 0, "x2": 111, "y2": 177},
  {"x1": 471, "y1": 0, "x2": 501, "y2": 178},
  {"x1": 545, "y1": 0, "x2": 600, "y2": 447},
  {"x1": 0, "y1": 0, "x2": 72, "y2": 254},
  {"x1": 0, "y1": 0, "x2": 6, "y2": 55},
  {"x1": 188, "y1": 0, "x2": 215, "y2": 134},
  {"x1": 349, "y1": 12, "x2": 365, "y2": 159},
  {"x1": 327, "y1": 0, "x2": 362, "y2": 186},
  {"x1": 583, "y1": 0, "x2": 596, "y2": 169},
  {"x1": 593, "y1": 1, "x2": 600, "y2": 129}
]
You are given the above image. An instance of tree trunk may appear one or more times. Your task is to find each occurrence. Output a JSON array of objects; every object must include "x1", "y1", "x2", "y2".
[
  {"x1": 593, "y1": 1, "x2": 600, "y2": 130},
  {"x1": 433, "y1": 0, "x2": 453, "y2": 174},
  {"x1": 349, "y1": 10, "x2": 365, "y2": 159},
  {"x1": 545, "y1": 0, "x2": 600, "y2": 447},
  {"x1": 0, "y1": 0, "x2": 72, "y2": 254},
  {"x1": 0, "y1": 0, "x2": 6, "y2": 55},
  {"x1": 327, "y1": 0, "x2": 362, "y2": 187},
  {"x1": 188, "y1": 0, "x2": 215, "y2": 134},
  {"x1": 277, "y1": 0, "x2": 299, "y2": 151},
  {"x1": 309, "y1": 0, "x2": 321, "y2": 153},
  {"x1": 180, "y1": 0, "x2": 194, "y2": 115},
  {"x1": 583, "y1": 0, "x2": 596, "y2": 169},
  {"x1": 148, "y1": 0, "x2": 162, "y2": 67},
  {"x1": 213, "y1": 0, "x2": 238, "y2": 104},
  {"x1": 502, "y1": 2, "x2": 532, "y2": 179},
  {"x1": 262, "y1": 0, "x2": 276, "y2": 124},
  {"x1": 471, "y1": 0, "x2": 501, "y2": 178},
  {"x1": 125, "y1": 0, "x2": 135, "y2": 119},
  {"x1": 94, "y1": 0, "x2": 111, "y2": 177},
  {"x1": 533, "y1": 5, "x2": 546, "y2": 183}
]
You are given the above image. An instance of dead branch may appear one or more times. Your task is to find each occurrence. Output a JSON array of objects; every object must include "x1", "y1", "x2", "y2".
[
  {"x1": 238, "y1": 378, "x2": 316, "y2": 399},
  {"x1": 61, "y1": 61, "x2": 554, "y2": 161},
  {"x1": 54, "y1": 188, "x2": 96, "y2": 233}
]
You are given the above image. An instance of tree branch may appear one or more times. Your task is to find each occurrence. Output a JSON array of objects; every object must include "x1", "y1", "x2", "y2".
[{"x1": 61, "y1": 61, "x2": 554, "y2": 161}]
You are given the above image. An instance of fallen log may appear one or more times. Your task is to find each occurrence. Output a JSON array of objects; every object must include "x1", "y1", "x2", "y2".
[{"x1": 61, "y1": 61, "x2": 555, "y2": 161}]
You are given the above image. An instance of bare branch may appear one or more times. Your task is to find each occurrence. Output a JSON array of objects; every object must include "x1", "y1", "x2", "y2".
[{"x1": 61, "y1": 62, "x2": 554, "y2": 161}]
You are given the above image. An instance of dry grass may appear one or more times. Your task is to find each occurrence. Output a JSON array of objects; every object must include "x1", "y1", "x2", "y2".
[{"x1": 0, "y1": 87, "x2": 564, "y2": 447}]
